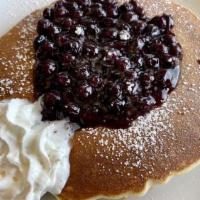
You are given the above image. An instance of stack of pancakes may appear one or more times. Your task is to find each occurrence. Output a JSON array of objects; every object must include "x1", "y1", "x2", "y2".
[{"x1": 0, "y1": 0, "x2": 200, "y2": 200}]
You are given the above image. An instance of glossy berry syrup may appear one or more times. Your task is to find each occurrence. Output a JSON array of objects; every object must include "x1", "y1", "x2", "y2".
[{"x1": 34, "y1": 0, "x2": 182, "y2": 129}]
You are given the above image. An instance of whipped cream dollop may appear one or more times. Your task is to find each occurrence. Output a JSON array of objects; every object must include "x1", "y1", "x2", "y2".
[{"x1": 0, "y1": 99, "x2": 78, "y2": 200}]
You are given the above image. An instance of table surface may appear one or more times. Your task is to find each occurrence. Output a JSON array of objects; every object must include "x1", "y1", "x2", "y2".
[{"x1": 0, "y1": 1, "x2": 200, "y2": 200}]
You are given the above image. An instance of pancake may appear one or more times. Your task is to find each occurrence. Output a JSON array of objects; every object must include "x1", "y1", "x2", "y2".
[
  {"x1": 0, "y1": 0, "x2": 200, "y2": 200},
  {"x1": 0, "y1": 10, "x2": 40, "y2": 101}
]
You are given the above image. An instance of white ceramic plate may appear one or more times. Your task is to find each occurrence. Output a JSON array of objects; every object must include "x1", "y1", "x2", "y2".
[{"x1": 0, "y1": 1, "x2": 200, "y2": 200}]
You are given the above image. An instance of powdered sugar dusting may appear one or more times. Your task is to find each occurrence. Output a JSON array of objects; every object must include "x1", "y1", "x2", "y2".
[
  {"x1": 78, "y1": 0, "x2": 200, "y2": 177},
  {"x1": 0, "y1": 0, "x2": 200, "y2": 184},
  {"x1": 81, "y1": 97, "x2": 177, "y2": 175},
  {"x1": 0, "y1": 13, "x2": 37, "y2": 99}
]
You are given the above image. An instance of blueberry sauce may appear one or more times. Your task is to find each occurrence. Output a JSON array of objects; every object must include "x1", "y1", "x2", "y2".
[{"x1": 34, "y1": 0, "x2": 182, "y2": 129}]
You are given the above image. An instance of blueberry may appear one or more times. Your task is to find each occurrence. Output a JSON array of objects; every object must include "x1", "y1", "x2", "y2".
[
  {"x1": 66, "y1": 39, "x2": 83, "y2": 55},
  {"x1": 125, "y1": 80, "x2": 139, "y2": 96},
  {"x1": 54, "y1": 34, "x2": 68, "y2": 47},
  {"x1": 87, "y1": 23, "x2": 100, "y2": 35},
  {"x1": 64, "y1": 1, "x2": 79, "y2": 11},
  {"x1": 83, "y1": 43, "x2": 99, "y2": 57},
  {"x1": 56, "y1": 72, "x2": 71, "y2": 87},
  {"x1": 109, "y1": 98, "x2": 126, "y2": 113},
  {"x1": 60, "y1": 53, "x2": 75, "y2": 68},
  {"x1": 104, "y1": 48, "x2": 122, "y2": 63},
  {"x1": 150, "y1": 16, "x2": 167, "y2": 30},
  {"x1": 89, "y1": 75, "x2": 102, "y2": 87},
  {"x1": 170, "y1": 43, "x2": 182, "y2": 58},
  {"x1": 54, "y1": 6, "x2": 68, "y2": 18},
  {"x1": 34, "y1": 0, "x2": 182, "y2": 128},
  {"x1": 120, "y1": 3, "x2": 134, "y2": 12},
  {"x1": 62, "y1": 18, "x2": 76, "y2": 31},
  {"x1": 77, "y1": 0, "x2": 91, "y2": 7},
  {"x1": 93, "y1": 0, "x2": 104, "y2": 3},
  {"x1": 42, "y1": 107, "x2": 64, "y2": 121},
  {"x1": 93, "y1": 7, "x2": 107, "y2": 18},
  {"x1": 134, "y1": 56, "x2": 144, "y2": 67},
  {"x1": 37, "y1": 41, "x2": 57, "y2": 58},
  {"x1": 91, "y1": 2, "x2": 103, "y2": 9},
  {"x1": 64, "y1": 103, "x2": 80, "y2": 118},
  {"x1": 100, "y1": 18, "x2": 117, "y2": 27},
  {"x1": 164, "y1": 14, "x2": 174, "y2": 29},
  {"x1": 140, "y1": 72, "x2": 151, "y2": 83},
  {"x1": 144, "y1": 24, "x2": 161, "y2": 37},
  {"x1": 70, "y1": 10, "x2": 83, "y2": 19},
  {"x1": 43, "y1": 91, "x2": 61, "y2": 106},
  {"x1": 48, "y1": 25, "x2": 61, "y2": 38},
  {"x1": 37, "y1": 19, "x2": 52, "y2": 34},
  {"x1": 115, "y1": 57, "x2": 131, "y2": 71},
  {"x1": 122, "y1": 11, "x2": 138, "y2": 23},
  {"x1": 112, "y1": 42, "x2": 126, "y2": 52},
  {"x1": 37, "y1": 59, "x2": 57, "y2": 76},
  {"x1": 101, "y1": 28, "x2": 118, "y2": 39},
  {"x1": 153, "y1": 43, "x2": 169, "y2": 55},
  {"x1": 117, "y1": 22, "x2": 131, "y2": 31},
  {"x1": 79, "y1": 105, "x2": 101, "y2": 126},
  {"x1": 131, "y1": 20, "x2": 146, "y2": 33},
  {"x1": 107, "y1": 83, "x2": 122, "y2": 98},
  {"x1": 106, "y1": 3, "x2": 118, "y2": 17},
  {"x1": 43, "y1": 8, "x2": 54, "y2": 19},
  {"x1": 34, "y1": 35, "x2": 47, "y2": 50},
  {"x1": 163, "y1": 55, "x2": 179, "y2": 68},
  {"x1": 163, "y1": 32, "x2": 176, "y2": 44},
  {"x1": 146, "y1": 57, "x2": 160, "y2": 68},
  {"x1": 54, "y1": 1, "x2": 65, "y2": 9},
  {"x1": 77, "y1": 82, "x2": 93, "y2": 99},
  {"x1": 74, "y1": 64, "x2": 90, "y2": 79},
  {"x1": 136, "y1": 37, "x2": 145, "y2": 50},
  {"x1": 74, "y1": 25, "x2": 85, "y2": 36},
  {"x1": 150, "y1": 14, "x2": 174, "y2": 30}
]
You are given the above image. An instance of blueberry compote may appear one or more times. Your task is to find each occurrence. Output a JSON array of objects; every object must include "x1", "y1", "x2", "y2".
[{"x1": 34, "y1": 0, "x2": 182, "y2": 129}]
